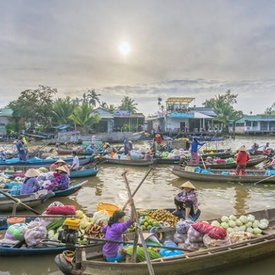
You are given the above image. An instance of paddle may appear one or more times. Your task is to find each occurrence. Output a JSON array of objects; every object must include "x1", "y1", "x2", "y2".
[
  {"x1": 121, "y1": 167, "x2": 154, "y2": 211},
  {"x1": 122, "y1": 171, "x2": 155, "y2": 275},
  {"x1": 253, "y1": 174, "x2": 275, "y2": 185},
  {"x1": 0, "y1": 190, "x2": 40, "y2": 214}
]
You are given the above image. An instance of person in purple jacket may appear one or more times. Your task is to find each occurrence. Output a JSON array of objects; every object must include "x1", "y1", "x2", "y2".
[
  {"x1": 20, "y1": 168, "x2": 40, "y2": 195},
  {"x1": 101, "y1": 199, "x2": 135, "y2": 262}
]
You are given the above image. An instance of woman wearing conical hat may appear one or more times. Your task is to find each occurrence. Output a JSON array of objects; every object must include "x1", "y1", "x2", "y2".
[
  {"x1": 172, "y1": 181, "x2": 200, "y2": 221},
  {"x1": 20, "y1": 168, "x2": 40, "y2": 195},
  {"x1": 47, "y1": 166, "x2": 70, "y2": 191},
  {"x1": 235, "y1": 146, "x2": 250, "y2": 176}
]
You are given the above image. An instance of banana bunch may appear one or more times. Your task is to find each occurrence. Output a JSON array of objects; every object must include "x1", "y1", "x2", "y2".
[
  {"x1": 150, "y1": 209, "x2": 178, "y2": 227},
  {"x1": 85, "y1": 221, "x2": 104, "y2": 238}
]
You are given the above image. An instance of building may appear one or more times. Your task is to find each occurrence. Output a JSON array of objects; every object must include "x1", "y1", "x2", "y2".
[
  {"x1": 146, "y1": 97, "x2": 217, "y2": 134},
  {"x1": 231, "y1": 115, "x2": 275, "y2": 135},
  {"x1": 0, "y1": 108, "x2": 13, "y2": 136}
]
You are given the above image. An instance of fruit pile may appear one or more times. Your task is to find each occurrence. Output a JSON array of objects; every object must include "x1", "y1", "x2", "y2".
[{"x1": 139, "y1": 216, "x2": 161, "y2": 231}]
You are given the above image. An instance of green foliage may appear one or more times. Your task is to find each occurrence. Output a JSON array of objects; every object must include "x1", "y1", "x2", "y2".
[
  {"x1": 8, "y1": 85, "x2": 57, "y2": 129},
  {"x1": 68, "y1": 102, "x2": 101, "y2": 134},
  {"x1": 119, "y1": 96, "x2": 138, "y2": 113},
  {"x1": 52, "y1": 97, "x2": 77, "y2": 125},
  {"x1": 264, "y1": 103, "x2": 275, "y2": 115},
  {"x1": 121, "y1": 124, "x2": 129, "y2": 132},
  {"x1": 203, "y1": 90, "x2": 243, "y2": 131}
]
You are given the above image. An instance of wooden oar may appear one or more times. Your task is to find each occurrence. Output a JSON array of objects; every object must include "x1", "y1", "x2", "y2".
[
  {"x1": 121, "y1": 167, "x2": 154, "y2": 211},
  {"x1": 253, "y1": 174, "x2": 275, "y2": 185},
  {"x1": 0, "y1": 190, "x2": 40, "y2": 215},
  {"x1": 122, "y1": 171, "x2": 155, "y2": 275}
]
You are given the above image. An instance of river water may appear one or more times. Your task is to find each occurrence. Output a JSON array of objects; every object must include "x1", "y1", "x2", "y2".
[{"x1": 1, "y1": 136, "x2": 275, "y2": 274}]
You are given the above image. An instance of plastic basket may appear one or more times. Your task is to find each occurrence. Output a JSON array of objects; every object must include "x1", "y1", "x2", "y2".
[
  {"x1": 7, "y1": 217, "x2": 26, "y2": 227},
  {"x1": 97, "y1": 202, "x2": 120, "y2": 216}
]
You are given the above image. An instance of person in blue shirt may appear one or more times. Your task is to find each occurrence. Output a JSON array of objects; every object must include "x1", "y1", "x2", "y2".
[
  {"x1": 16, "y1": 136, "x2": 27, "y2": 161},
  {"x1": 189, "y1": 138, "x2": 205, "y2": 165}
]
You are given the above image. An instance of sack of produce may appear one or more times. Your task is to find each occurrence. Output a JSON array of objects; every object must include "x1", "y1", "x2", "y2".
[
  {"x1": 92, "y1": 210, "x2": 110, "y2": 225},
  {"x1": 207, "y1": 226, "x2": 227, "y2": 240},
  {"x1": 5, "y1": 223, "x2": 27, "y2": 241},
  {"x1": 184, "y1": 238, "x2": 204, "y2": 251},
  {"x1": 187, "y1": 226, "x2": 203, "y2": 243},
  {"x1": 173, "y1": 232, "x2": 187, "y2": 243},
  {"x1": 192, "y1": 221, "x2": 213, "y2": 235},
  {"x1": 176, "y1": 219, "x2": 194, "y2": 234},
  {"x1": 46, "y1": 205, "x2": 76, "y2": 215},
  {"x1": 23, "y1": 218, "x2": 47, "y2": 246},
  {"x1": 203, "y1": 234, "x2": 230, "y2": 248}
]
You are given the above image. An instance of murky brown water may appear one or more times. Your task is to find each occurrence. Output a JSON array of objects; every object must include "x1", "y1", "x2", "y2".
[{"x1": 1, "y1": 136, "x2": 275, "y2": 274}]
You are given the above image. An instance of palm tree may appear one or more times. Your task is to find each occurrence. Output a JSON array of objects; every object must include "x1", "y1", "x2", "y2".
[
  {"x1": 52, "y1": 97, "x2": 76, "y2": 125},
  {"x1": 157, "y1": 97, "x2": 162, "y2": 109},
  {"x1": 119, "y1": 96, "x2": 138, "y2": 113},
  {"x1": 87, "y1": 89, "x2": 101, "y2": 106},
  {"x1": 68, "y1": 102, "x2": 101, "y2": 134}
]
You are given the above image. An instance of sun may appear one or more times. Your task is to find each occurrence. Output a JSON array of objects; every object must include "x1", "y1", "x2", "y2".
[{"x1": 119, "y1": 42, "x2": 131, "y2": 56}]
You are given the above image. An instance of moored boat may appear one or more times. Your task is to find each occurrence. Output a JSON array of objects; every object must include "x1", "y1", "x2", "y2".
[
  {"x1": 172, "y1": 166, "x2": 275, "y2": 184},
  {"x1": 70, "y1": 167, "x2": 99, "y2": 178},
  {"x1": 101, "y1": 157, "x2": 155, "y2": 167},
  {"x1": 54, "y1": 207, "x2": 275, "y2": 275}
]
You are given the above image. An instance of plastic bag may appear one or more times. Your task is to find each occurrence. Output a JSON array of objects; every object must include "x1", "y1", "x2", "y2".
[
  {"x1": 208, "y1": 226, "x2": 227, "y2": 240},
  {"x1": 5, "y1": 223, "x2": 27, "y2": 241},
  {"x1": 192, "y1": 221, "x2": 213, "y2": 235},
  {"x1": 176, "y1": 219, "x2": 194, "y2": 234},
  {"x1": 46, "y1": 205, "x2": 76, "y2": 215},
  {"x1": 203, "y1": 234, "x2": 230, "y2": 248},
  {"x1": 92, "y1": 210, "x2": 110, "y2": 225},
  {"x1": 23, "y1": 218, "x2": 47, "y2": 246}
]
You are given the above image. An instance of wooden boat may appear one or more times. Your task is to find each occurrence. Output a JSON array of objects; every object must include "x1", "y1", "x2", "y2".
[
  {"x1": 0, "y1": 215, "x2": 70, "y2": 256},
  {"x1": 101, "y1": 157, "x2": 156, "y2": 167},
  {"x1": 0, "y1": 192, "x2": 46, "y2": 212},
  {"x1": 0, "y1": 155, "x2": 94, "y2": 168},
  {"x1": 171, "y1": 166, "x2": 275, "y2": 184},
  {"x1": 70, "y1": 167, "x2": 99, "y2": 178},
  {"x1": 54, "y1": 207, "x2": 275, "y2": 275},
  {"x1": 179, "y1": 155, "x2": 267, "y2": 169},
  {"x1": 1, "y1": 181, "x2": 88, "y2": 199}
]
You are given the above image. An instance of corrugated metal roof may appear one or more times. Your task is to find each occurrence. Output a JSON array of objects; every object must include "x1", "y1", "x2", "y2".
[
  {"x1": 166, "y1": 97, "x2": 195, "y2": 103},
  {"x1": 236, "y1": 115, "x2": 275, "y2": 123},
  {"x1": 0, "y1": 108, "x2": 13, "y2": 117}
]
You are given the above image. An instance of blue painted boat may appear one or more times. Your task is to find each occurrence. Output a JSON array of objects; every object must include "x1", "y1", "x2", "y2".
[
  {"x1": 54, "y1": 180, "x2": 88, "y2": 197},
  {"x1": 0, "y1": 155, "x2": 95, "y2": 168},
  {"x1": 70, "y1": 167, "x2": 99, "y2": 178},
  {"x1": 0, "y1": 215, "x2": 69, "y2": 256}
]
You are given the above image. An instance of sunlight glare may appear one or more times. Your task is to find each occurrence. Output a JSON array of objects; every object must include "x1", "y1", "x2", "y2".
[{"x1": 119, "y1": 42, "x2": 131, "y2": 56}]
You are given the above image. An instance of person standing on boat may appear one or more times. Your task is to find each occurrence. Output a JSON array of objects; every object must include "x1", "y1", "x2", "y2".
[
  {"x1": 189, "y1": 138, "x2": 205, "y2": 165},
  {"x1": 151, "y1": 138, "x2": 157, "y2": 157},
  {"x1": 70, "y1": 150, "x2": 79, "y2": 171},
  {"x1": 172, "y1": 181, "x2": 200, "y2": 221},
  {"x1": 16, "y1": 136, "x2": 27, "y2": 161},
  {"x1": 101, "y1": 199, "x2": 135, "y2": 262},
  {"x1": 20, "y1": 168, "x2": 40, "y2": 195},
  {"x1": 235, "y1": 146, "x2": 250, "y2": 176}
]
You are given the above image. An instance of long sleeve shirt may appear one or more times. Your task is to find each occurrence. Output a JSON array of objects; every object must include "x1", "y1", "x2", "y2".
[
  {"x1": 101, "y1": 220, "x2": 133, "y2": 257},
  {"x1": 20, "y1": 177, "x2": 40, "y2": 195}
]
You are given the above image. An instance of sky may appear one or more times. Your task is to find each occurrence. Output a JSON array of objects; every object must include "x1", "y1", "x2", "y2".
[{"x1": 1, "y1": 0, "x2": 275, "y2": 116}]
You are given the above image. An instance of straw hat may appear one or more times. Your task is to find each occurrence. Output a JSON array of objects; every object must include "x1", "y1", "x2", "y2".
[
  {"x1": 55, "y1": 166, "x2": 68, "y2": 173},
  {"x1": 25, "y1": 168, "x2": 40, "y2": 178},
  {"x1": 237, "y1": 146, "x2": 247, "y2": 152},
  {"x1": 179, "y1": 181, "x2": 196, "y2": 190},
  {"x1": 55, "y1": 159, "x2": 66, "y2": 164}
]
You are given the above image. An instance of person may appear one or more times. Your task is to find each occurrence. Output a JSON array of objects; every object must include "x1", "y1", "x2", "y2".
[
  {"x1": 166, "y1": 137, "x2": 173, "y2": 152},
  {"x1": 235, "y1": 146, "x2": 250, "y2": 176},
  {"x1": 123, "y1": 138, "x2": 130, "y2": 155},
  {"x1": 16, "y1": 136, "x2": 27, "y2": 161},
  {"x1": 70, "y1": 150, "x2": 80, "y2": 171},
  {"x1": 50, "y1": 159, "x2": 70, "y2": 175},
  {"x1": 189, "y1": 138, "x2": 205, "y2": 165},
  {"x1": 128, "y1": 141, "x2": 133, "y2": 151},
  {"x1": 144, "y1": 151, "x2": 153, "y2": 160},
  {"x1": 47, "y1": 166, "x2": 70, "y2": 191},
  {"x1": 263, "y1": 142, "x2": 270, "y2": 150},
  {"x1": 249, "y1": 142, "x2": 259, "y2": 155},
  {"x1": 20, "y1": 168, "x2": 40, "y2": 195},
  {"x1": 172, "y1": 181, "x2": 200, "y2": 221},
  {"x1": 155, "y1": 134, "x2": 162, "y2": 145},
  {"x1": 101, "y1": 199, "x2": 135, "y2": 262},
  {"x1": 151, "y1": 138, "x2": 157, "y2": 158}
]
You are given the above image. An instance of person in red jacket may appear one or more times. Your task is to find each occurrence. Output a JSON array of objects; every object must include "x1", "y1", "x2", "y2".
[{"x1": 235, "y1": 146, "x2": 250, "y2": 175}]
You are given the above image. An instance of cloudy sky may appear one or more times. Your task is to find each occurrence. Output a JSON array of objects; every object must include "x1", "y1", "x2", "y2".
[{"x1": 1, "y1": 0, "x2": 275, "y2": 116}]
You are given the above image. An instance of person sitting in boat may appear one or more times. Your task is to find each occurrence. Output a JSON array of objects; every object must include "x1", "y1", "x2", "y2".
[
  {"x1": 235, "y1": 146, "x2": 250, "y2": 176},
  {"x1": 50, "y1": 159, "x2": 70, "y2": 175},
  {"x1": 47, "y1": 166, "x2": 70, "y2": 191},
  {"x1": 249, "y1": 142, "x2": 259, "y2": 155},
  {"x1": 101, "y1": 199, "x2": 135, "y2": 262},
  {"x1": 189, "y1": 138, "x2": 205, "y2": 165},
  {"x1": 70, "y1": 150, "x2": 79, "y2": 171},
  {"x1": 144, "y1": 151, "x2": 153, "y2": 160},
  {"x1": 172, "y1": 181, "x2": 200, "y2": 221},
  {"x1": 20, "y1": 168, "x2": 40, "y2": 195}
]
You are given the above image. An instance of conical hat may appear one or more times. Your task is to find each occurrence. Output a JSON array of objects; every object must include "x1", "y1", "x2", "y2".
[
  {"x1": 55, "y1": 166, "x2": 68, "y2": 173},
  {"x1": 55, "y1": 159, "x2": 66, "y2": 164},
  {"x1": 179, "y1": 181, "x2": 196, "y2": 190},
  {"x1": 25, "y1": 168, "x2": 40, "y2": 178},
  {"x1": 237, "y1": 146, "x2": 247, "y2": 151}
]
